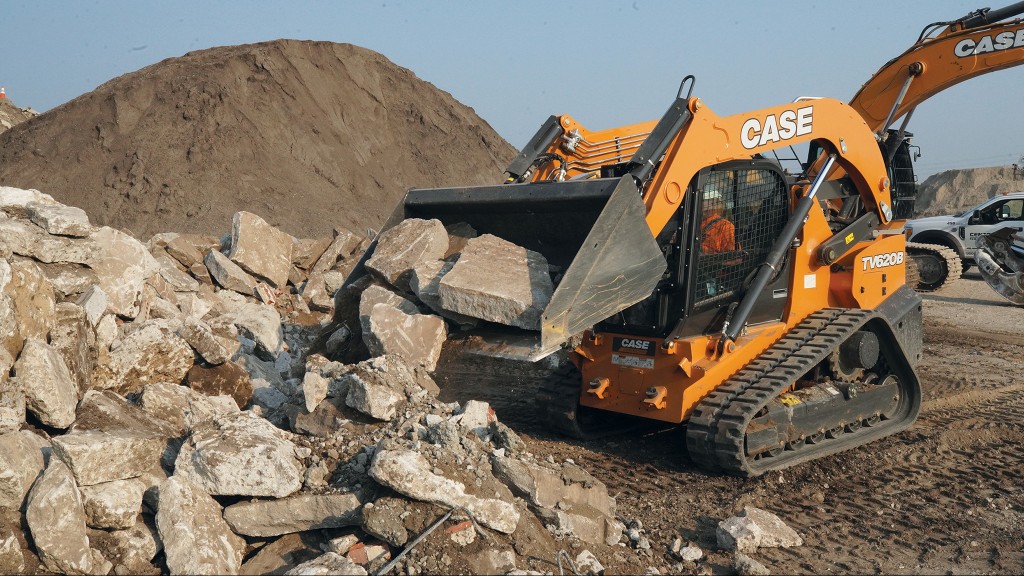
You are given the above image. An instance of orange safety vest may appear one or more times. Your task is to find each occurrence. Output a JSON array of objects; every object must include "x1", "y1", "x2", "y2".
[{"x1": 701, "y1": 214, "x2": 736, "y2": 254}]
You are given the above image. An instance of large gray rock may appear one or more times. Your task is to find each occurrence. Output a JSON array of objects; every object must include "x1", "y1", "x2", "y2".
[
  {"x1": 310, "y1": 228, "x2": 363, "y2": 276},
  {"x1": 342, "y1": 356, "x2": 427, "y2": 421},
  {"x1": 75, "y1": 285, "x2": 108, "y2": 327},
  {"x1": 223, "y1": 493, "x2": 362, "y2": 537},
  {"x1": 0, "y1": 186, "x2": 59, "y2": 210},
  {"x1": 25, "y1": 458, "x2": 112, "y2": 575},
  {"x1": 157, "y1": 475, "x2": 246, "y2": 575},
  {"x1": 229, "y1": 211, "x2": 295, "y2": 288},
  {"x1": 73, "y1": 389, "x2": 179, "y2": 438},
  {"x1": 26, "y1": 201, "x2": 92, "y2": 237},
  {"x1": 38, "y1": 261, "x2": 98, "y2": 299},
  {"x1": 177, "y1": 316, "x2": 231, "y2": 364},
  {"x1": 50, "y1": 302, "x2": 95, "y2": 396},
  {"x1": 717, "y1": 506, "x2": 803, "y2": 553},
  {"x1": 88, "y1": 226, "x2": 160, "y2": 319},
  {"x1": 303, "y1": 371, "x2": 329, "y2": 412},
  {"x1": 0, "y1": 429, "x2": 49, "y2": 509},
  {"x1": 80, "y1": 478, "x2": 146, "y2": 529},
  {"x1": 91, "y1": 320, "x2": 194, "y2": 394},
  {"x1": 2, "y1": 259, "x2": 55, "y2": 359},
  {"x1": 137, "y1": 382, "x2": 241, "y2": 437},
  {"x1": 0, "y1": 216, "x2": 96, "y2": 265},
  {"x1": 174, "y1": 411, "x2": 304, "y2": 497},
  {"x1": 205, "y1": 249, "x2": 257, "y2": 295},
  {"x1": 156, "y1": 254, "x2": 200, "y2": 292},
  {"x1": 365, "y1": 218, "x2": 448, "y2": 291},
  {"x1": 51, "y1": 429, "x2": 165, "y2": 486},
  {"x1": 438, "y1": 234, "x2": 553, "y2": 330},
  {"x1": 218, "y1": 301, "x2": 283, "y2": 359},
  {"x1": 285, "y1": 552, "x2": 367, "y2": 576},
  {"x1": 369, "y1": 449, "x2": 519, "y2": 534},
  {"x1": 358, "y1": 285, "x2": 419, "y2": 335},
  {"x1": 410, "y1": 259, "x2": 477, "y2": 326},
  {"x1": 362, "y1": 302, "x2": 446, "y2": 371},
  {"x1": 15, "y1": 338, "x2": 78, "y2": 429}
]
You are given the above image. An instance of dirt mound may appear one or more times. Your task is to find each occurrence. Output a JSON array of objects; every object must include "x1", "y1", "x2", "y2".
[
  {"x1": 915, "y1": 165, "x2": 1022, "y2": 216},
  {"x1": 0, "y1": 97, "x2": 37, "y2": 133},
  {"x1": 0, "y1": 40, "x2": 516, "y2": 239}
]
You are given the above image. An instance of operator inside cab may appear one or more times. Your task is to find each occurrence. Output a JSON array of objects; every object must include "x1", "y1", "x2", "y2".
[{"x1": 700, "y1": 185, "x2": 738, "y2": 254}]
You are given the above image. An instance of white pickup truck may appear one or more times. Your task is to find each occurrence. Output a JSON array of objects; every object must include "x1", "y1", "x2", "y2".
[{"x1": 905, "y1": 192, "x2": 1024, "y2": 269}]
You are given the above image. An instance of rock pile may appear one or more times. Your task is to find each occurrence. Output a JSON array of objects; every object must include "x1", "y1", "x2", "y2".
[{"x1": 0, "y1": 186, "x2": 623, "y2": 574}]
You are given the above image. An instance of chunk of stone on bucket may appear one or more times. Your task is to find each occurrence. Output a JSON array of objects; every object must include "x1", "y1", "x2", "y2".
[
  {"x1": 363, "y1": 302, "x2": 446, "y2": 371},
  {"x1": 437, "y1": 234, "x2": 553, "y2": 330},
  {"x1": 365, "y1": 218, "x2": 448, "y2": 291}
]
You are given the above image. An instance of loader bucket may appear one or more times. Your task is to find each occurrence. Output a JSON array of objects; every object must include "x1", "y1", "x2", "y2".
[{"x1": 366, "y1": 174, "x2": 667, "y2": 359}]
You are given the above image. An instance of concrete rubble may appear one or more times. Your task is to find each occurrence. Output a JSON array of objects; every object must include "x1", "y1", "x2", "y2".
[
  {"x1": 0, "y1": 187, "x2": 650, "y2": 574},
  {"x1": 717, "y1": 506, "x2": 804, "y2": 553}
]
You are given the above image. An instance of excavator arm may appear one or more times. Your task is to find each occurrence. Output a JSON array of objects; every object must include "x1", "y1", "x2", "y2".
[{"x1": 852, "y1": 2, "x2": 1024, "y2": 136}]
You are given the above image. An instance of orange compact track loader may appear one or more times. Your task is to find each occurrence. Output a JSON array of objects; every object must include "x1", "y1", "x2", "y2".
[
  {"x1": 352, "y1": 82, "x2": 923, "y2": 477},
  {"x1": 347, "y1": 3, "x2": 1024, "y2": 477}
]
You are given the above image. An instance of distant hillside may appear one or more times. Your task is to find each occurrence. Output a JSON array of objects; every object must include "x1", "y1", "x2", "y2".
[{"x1": 915, "y1": 165, "x2": 1023, "y2": 216}]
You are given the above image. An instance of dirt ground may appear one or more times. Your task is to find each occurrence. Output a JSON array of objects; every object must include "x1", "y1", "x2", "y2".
[{"x1": 433, "y1": 270, "x2": 1024, "y2": 575}]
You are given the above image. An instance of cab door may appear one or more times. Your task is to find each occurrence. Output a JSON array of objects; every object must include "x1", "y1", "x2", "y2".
[{"x1": 965, "y1": 197, "x2": 1024, "y2": 257}]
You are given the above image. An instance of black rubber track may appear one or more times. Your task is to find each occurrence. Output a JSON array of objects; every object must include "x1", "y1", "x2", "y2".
[{"x1": 686, "y1": 308, "x2": 921, "y2": 477}]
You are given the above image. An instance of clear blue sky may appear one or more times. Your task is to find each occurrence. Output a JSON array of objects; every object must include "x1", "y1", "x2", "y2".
[{"x1": 2, "y1": 1, "x2": 1022, "y2": 179}]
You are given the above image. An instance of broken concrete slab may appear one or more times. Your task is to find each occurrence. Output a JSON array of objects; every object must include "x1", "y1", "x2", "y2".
[
  {"x1": 214, "y1": 301, "x2": 283, "y2": 360},
  {"x1": 26, "y1": 201, "x2": 92, "y2": 237},
  {"x1": 205, "y1": 249, "x2": 258, "y2": 295},
  {"x1": 303, "y1": 371, "x2": 329, "y2": 412},
  {"x1": 90, "y1": 320, "x2": 194, "y2": 394},
  {"x1": 285, "y1": 552, "x2": 367, "y2": 576},
  {"x1": 438, "y1": 234, "x2": 553, "y2": 330},
  {"x1": 365, "y1": 218, "x2": 448, "y2": 291},
  {"x1": 222, "y1": 492, "x2": 362, "y2": 537},
  {"x1": 342, "y1": 356, "x2": 427, "y2": 421},
  {"x1": 51, "y1": 429, "x2": 165, "y2": 486},
  {"x1": 38, "y1": 262, "x2": 98, "y2": 300},
  {"x1": 2, "y1": 259, "x2": 55, "y2": 359},
  {"x1": 137, "y1": 384, "x2": 237, "y2": 437},
  {"x1": 0, "y1": 216, "x2": 97, "y2": 265},
  {"x1": 156, "y1": 254, "x2": 200, "y2": 292},
  {"x1": 75, "y1": 285, "x2": 108, "y2": 327},
  {"x1": 80, "y1": 478, "x2": 146, "y2": 530},
  {"x1": 0, "y1": 429, "x2": 49, "y2": 509},
  {"x1": 229, "y1": 211, "x2": 295, "y2": 288},
  {"x1": 362, "y1": 301, "x2": 447, "y2": 371},
  {"x1": 174, "y1": 411, "x2": 304, "y2": 497},
  {"x1": 717, "y1": 506, "x2": 803, "y2": 553},
  {"x1": 156, "y1": 475, "x2": 246, "y2": 575},
  {"x1": 15, "y1": 338, "x2": 79, "y2": 429},
  {"x1": 72, "y1": 389, "x2": 179, "y2": 438},
  {"x1": 369, "y1": 448, "x2": 519, "y2": 534},
  {"x1": 310, "y1": 228, "x2": 363, "y2": 276},
  {"x1": 177, "y1": 316, "x2": 231, "y2": 364},
  {"x1": 49, "y1": 302, "x2": 95, "y2": 396},
  {"x1": 25, "y1": 458, "x2": 112, "y2": 575},
  {"x1": 88, "y1": 226, "x2": 161, "y2": 319}
]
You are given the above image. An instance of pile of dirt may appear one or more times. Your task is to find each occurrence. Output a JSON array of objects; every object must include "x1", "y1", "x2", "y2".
[
  {"x1": 0, "y1": 97, "x2": 37, "y2": 132},
  {"x1": 0, "y1": 40, "x2": 517, "y2": 239},
  {"x1": 915, "y1": 165, "x2": 1022, "y2": 216}
]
